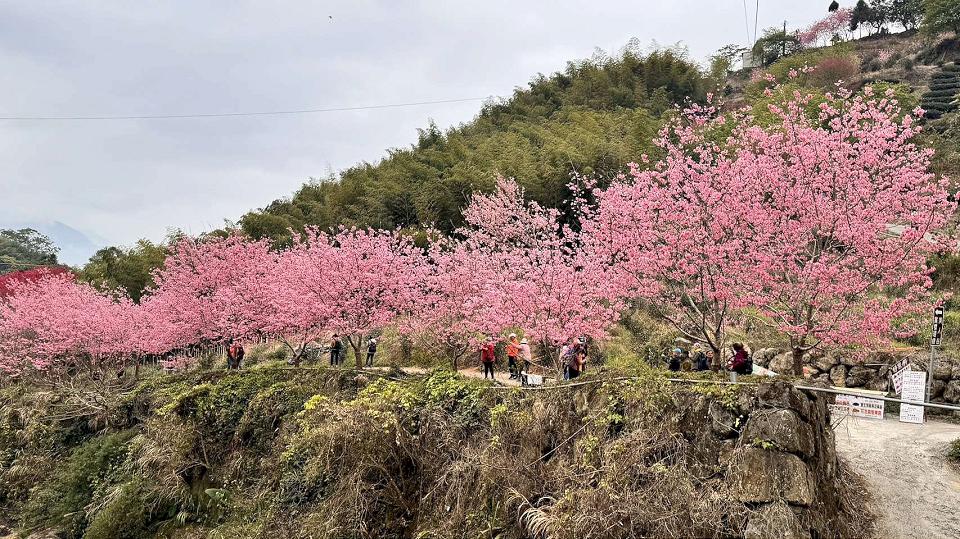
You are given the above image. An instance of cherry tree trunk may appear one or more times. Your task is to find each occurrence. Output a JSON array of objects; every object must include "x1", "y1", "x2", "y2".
[{"x1": 791, "y1": 347, "x2": 805, "y2": 376}]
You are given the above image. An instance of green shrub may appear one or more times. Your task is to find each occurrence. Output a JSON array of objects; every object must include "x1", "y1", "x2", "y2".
[
  {"x1": 83, "y1": 479, "x2": 158, "y2": 539},
  {"x1": 949, "y1": 439, "x2": 960, "y2": 461},
  {"x1": 21, "y1": 430, "x2": 136, "y2": 538}
]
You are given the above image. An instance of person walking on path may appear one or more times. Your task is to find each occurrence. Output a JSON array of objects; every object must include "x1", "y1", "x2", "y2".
[
  {"x1": 480, "y1": 337, "x2": 496, "y2": 380},
  {"x1": 518, "y1": 337, "x2": 532, "y2": 375},
  {"x1": 330, "y1": 334, "x2": 343, "y2": 366},
  {"x1": 227, "y1": 339, "x2": 244, "y2": 369},
  {"x1": 365, "y1": 337, "x2": 378, "y2": 367},
  {"x1": 506, "y1": 334, "x2": 520, "y2": 380}
]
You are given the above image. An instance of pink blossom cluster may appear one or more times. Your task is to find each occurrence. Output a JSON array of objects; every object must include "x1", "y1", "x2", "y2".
[
  {"x1": 0, "y1": 81, "x2": 955, "y2": 376},
  {"x1": 799, "y1": 8, "x2": 852, "y2": 47},
  {"x1": 584, "y1": 83, "x2": 955, "y2": 368}
]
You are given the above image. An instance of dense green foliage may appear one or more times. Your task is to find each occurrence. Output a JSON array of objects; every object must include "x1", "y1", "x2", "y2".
[
  {"x1": 238, "y1": 47, "x2": 706, "y2": 244},
  {"x1": 0, "y1": 228, "x2": 59, "y2": 274},
  {"x1": 78, "y1": 239, "x2": 170, "y2": 302},
  {"x1": 922, "y1": 0, "x2": 960, "y2": 35}
]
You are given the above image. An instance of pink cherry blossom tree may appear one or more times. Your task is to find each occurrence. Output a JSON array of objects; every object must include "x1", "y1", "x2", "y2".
[
  {"x1": 738, "y1": 85, "x2": 956, "y2": 373},
  {"x1": 278, "y1": 227, "x2": 428, "y2": 367},
  {"x1": 798, "y1": 8, "x2": 852, "y2": 47},
  {"x1": 0, "y1": 272, "x2": 136, "y2": 374},
  {"x1": 587, "y1": 85, "x2": 956, "y2": 374},
  {"x1": 456, "y1": 177, "x2": 624, "y2": 374},
  {"x1": 584, "y1": 102, "x2": 767, "y2": 361},
  {"x1": 402, "y1": 235, "x2": 487, "y2": 369},
  {"x1": 141, "y1": 234, "x2": 278, "y2": 354}
]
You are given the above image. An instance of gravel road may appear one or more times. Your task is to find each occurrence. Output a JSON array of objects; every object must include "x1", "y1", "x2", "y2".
[{"x1": 834, "y1": 415, "x2": 960, "y2": 539}]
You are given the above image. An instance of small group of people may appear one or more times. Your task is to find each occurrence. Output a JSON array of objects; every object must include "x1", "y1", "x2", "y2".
[
  {"x1": 328, "y1": 333, "x2": 379, "y2": 367},
  {"x1": 666, "y1": 344, "x2": 712, "y2": 372},
  {"x1": 479, "y1": 333, "x2": 533, "y2": 380},
  {"x1": 665, "y1": 342, "x2": 752, "y2": 375}
]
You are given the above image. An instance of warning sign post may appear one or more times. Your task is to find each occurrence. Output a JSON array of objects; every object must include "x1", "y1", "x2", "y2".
[{"x1": 900, "y1": 370, "x2": 927, "y2": 424}]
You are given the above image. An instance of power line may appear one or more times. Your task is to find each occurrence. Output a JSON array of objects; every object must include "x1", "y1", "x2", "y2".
[
  {"x1": 0, "y1": 96, "x2": 495, "y2": 121},
  {"x1": 742, "y1": 0, "x2": 753, "y2": 46},
  {"x1": 754, "y1": 0, "x2": 760, "y2": 44}
]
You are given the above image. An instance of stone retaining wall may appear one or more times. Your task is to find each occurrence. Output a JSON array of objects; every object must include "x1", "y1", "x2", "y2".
[
  {"x1": 719, "y1": 381, "x2": 849, "y2": 538},
  {"x1": 753, "y1": 347, "x2": 960, "y2": 404}
]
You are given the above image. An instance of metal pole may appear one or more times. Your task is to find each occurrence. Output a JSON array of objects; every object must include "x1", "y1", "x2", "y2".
[
  {"x1": 927, "y1": 343, "x2": 935, "y2": 403},
  {"x1": 795, "y1": 384, "x2": 960, "y2": 413}
]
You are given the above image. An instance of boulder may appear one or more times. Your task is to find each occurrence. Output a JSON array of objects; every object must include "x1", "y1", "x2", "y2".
[
  {"x1": 845, "y1": 366, "x2": 874, "y2": 388},
  {"x1": 743, "y1": 502, "x2": 808, "y2": 539},
  {"x1": 709, "y1": 402, "x2": 741, "y2": 439},
  {"x1": 742, "y1": 409, "x2": 815, "y2": 457},
  {"x1": 934, "y1": 361, "x2": 953, "y2": 381},
  {"x1": 768, "y1": 353, "x2": 795, "y2": 374},
  {"x1": 834, "y1": 351, "x2": 859, "y2": 367},
  {"x1": 943, "y1": 381, "x2": 960, "y2": 404},
  {"x1": 753, "y1": 348, "x2": 782, "y2": 368},
  {"x1": 757, "y1": 382, "x2": 811, "y2": 420},
  {"x1": 931, "y1": 379, "x2": 946, "y2": 399},
  {"x1": 727, "y1": 447, "x2": 815, "y2": 506},
  {"x1": 829, "y1": 365, "x2": 847, "y2": 387},
  {"x1": 812, "y1": 353, "x2": 836, "y2": 372}
]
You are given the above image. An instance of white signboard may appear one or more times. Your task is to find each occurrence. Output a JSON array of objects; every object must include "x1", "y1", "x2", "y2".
[
  {"x1": 899, "y1": 370, "x2": 926, "y2": 424},
  {"x1": 829, "y1": 394, "x2": 885, "y2": 420},
  {"x1": 891, "y1": 363, "x2": 912, "y2": 395}
]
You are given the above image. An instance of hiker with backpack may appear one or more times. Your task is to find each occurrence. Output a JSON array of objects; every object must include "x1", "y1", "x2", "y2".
[
  {"x1": 727, "y1": 342, "x2": 752, "y2": 375},
  {"x1": 480, "y1": 336, "x2": 496, "y2": 380},
  {"x1": 566, "y1": 338, "x2": 586, "y2": 380},
  {"x1": 692, "y1": 344, "x2": 709, "y2": 371}
]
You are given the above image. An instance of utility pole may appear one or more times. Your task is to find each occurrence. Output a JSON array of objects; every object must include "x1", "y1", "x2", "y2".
[{"x1": 782, "y1": 20, "x2": 787, "y2": 58}]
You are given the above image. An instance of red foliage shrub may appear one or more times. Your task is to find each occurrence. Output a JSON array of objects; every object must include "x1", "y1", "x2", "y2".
[
  {"x1": 809, "y1": 56, "x2": 859, "y2": 88},
  {"x1": 0, "y1": 267, "x2": 72, "y2": 298}
]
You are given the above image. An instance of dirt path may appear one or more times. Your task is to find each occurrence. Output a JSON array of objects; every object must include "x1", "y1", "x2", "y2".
[
  {"x1": 834, "y1": 416, "x2": 960, "y2": 539},
  {"x1": 398, "y1": 365, "x2": 522, "y2": 386}
]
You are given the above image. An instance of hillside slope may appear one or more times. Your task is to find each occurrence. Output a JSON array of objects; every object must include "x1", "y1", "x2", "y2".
[{"x1": 237, "y1": 46, "x2": 707, "y2": 244}]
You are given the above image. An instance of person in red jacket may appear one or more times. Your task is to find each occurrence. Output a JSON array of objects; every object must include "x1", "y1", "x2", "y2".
[{"x1": 480, "y1": 337, "x2": 496, "y2": 380}]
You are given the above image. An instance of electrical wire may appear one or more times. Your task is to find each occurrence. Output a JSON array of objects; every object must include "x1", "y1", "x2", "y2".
[
  {"x1": 0, "y1": 96, "x2": 494, "y2": 121},
  {"x1": 742, "y1": 0, "x2": 753, "y2": 46},
  {"x1": 754, "y1": 0, "x2": 760, "y2": 44}
]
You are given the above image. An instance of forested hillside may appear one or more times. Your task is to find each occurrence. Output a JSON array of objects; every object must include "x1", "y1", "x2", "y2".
[{"x1": 238, "y1": 46, "x2": 707, "y2": 244}]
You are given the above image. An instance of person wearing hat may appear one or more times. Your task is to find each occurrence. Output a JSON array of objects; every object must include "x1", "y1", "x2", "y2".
[
  {"x1": 506, "y1": 333, "x2": 521, "y2": 379},
  {"x1": 692, "y1": 343, "x2": 709, "y2": 371},
  {"x1": 518, "y1": 337, "x2": 532, "y2": 375},
  {"x1": 365, "y1": 337, "x2": 378, "y2": 367},
  {"x1": 668, "y1": 347, "x2": 683, "y2": 372}
]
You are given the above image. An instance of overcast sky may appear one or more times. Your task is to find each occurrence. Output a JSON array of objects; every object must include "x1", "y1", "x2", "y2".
[{"x1": 1, "y1": 0, "x2": 830, "y2": 263}]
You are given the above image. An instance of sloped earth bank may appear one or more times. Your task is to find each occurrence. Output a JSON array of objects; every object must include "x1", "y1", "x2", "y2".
[
  {"x1": 0, "y1": 370, "x2": 873, "y2": 538},
  {"x1": 835, "y1": 416, "x2": 960, "y2": 539}
]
